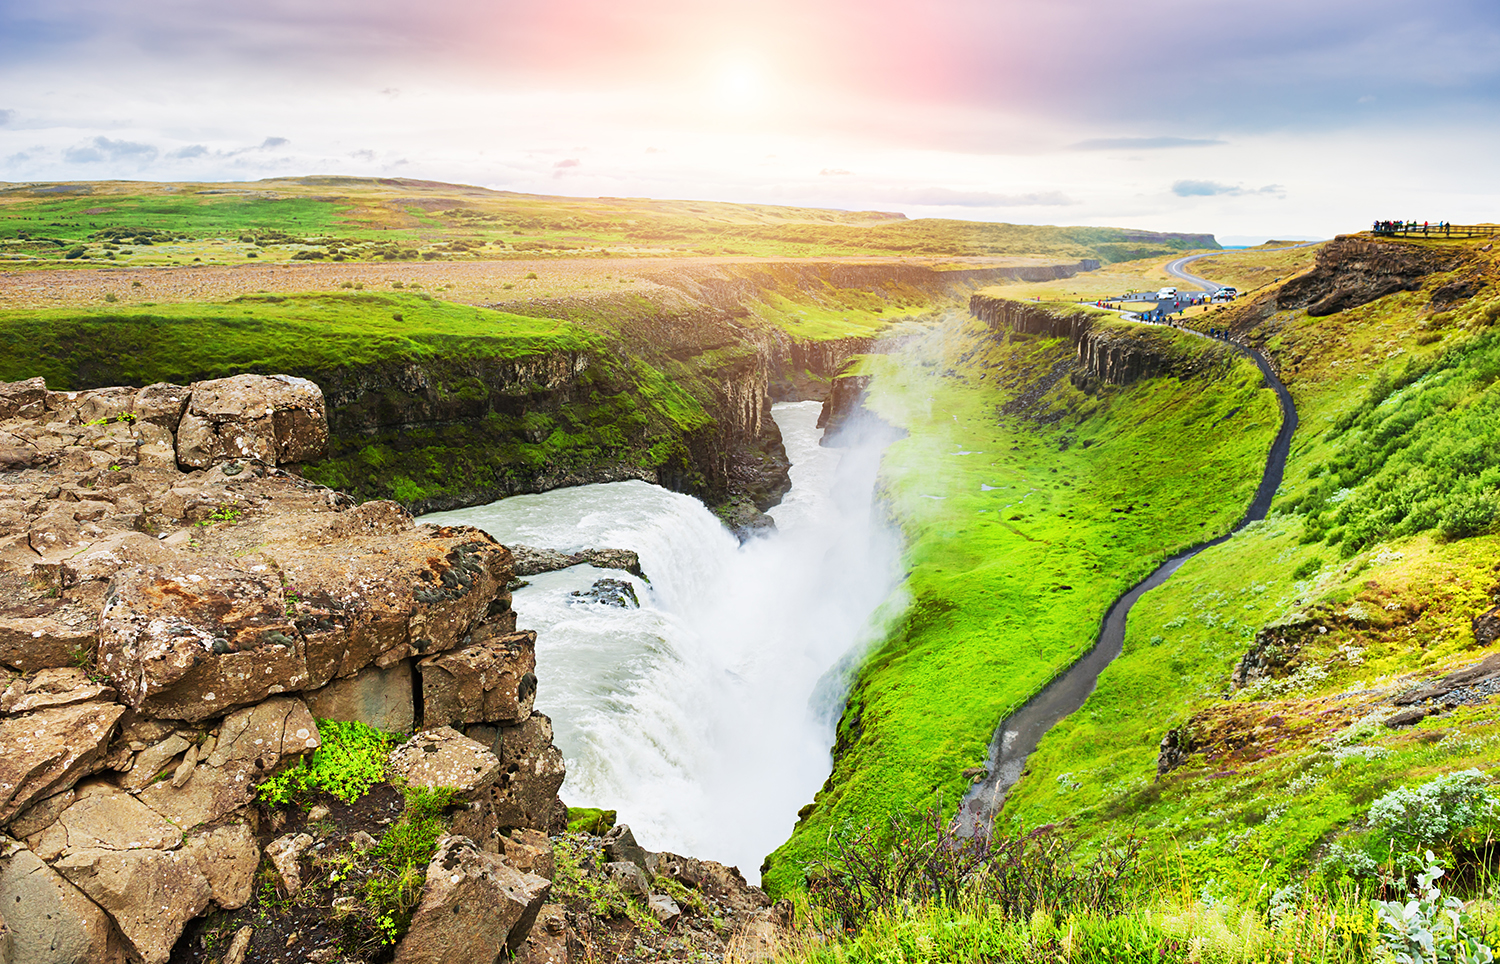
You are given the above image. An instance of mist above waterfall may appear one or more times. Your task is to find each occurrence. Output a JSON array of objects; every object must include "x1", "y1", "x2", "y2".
[{"x1": 420, "y1": 400, "x2": 901, "y2": 880}]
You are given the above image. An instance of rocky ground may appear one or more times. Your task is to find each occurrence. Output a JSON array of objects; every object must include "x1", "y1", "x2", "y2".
[{"x1": 0, "y1": 373, "x2": 789, "y2": 963}]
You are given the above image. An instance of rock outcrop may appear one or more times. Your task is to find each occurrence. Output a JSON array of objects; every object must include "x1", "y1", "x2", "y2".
[
  {"x1": 1276, "y1": 235, "x2": 1465, "y2": 317},
  {"x1": 0, "y1": 374, "x2": 572, "y2": 963}
]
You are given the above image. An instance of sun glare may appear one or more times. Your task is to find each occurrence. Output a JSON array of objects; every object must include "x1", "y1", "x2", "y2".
[{"x1": 715, "y1": 58, "x2": 765, "y2": 110}]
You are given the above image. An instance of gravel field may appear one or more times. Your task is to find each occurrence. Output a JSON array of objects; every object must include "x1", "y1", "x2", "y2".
[{"x1": 0, "y1": 254, "x2": 1036, "y2": 311}]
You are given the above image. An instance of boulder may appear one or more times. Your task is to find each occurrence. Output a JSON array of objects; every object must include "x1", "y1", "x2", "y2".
[
  {"x1": 183, "y1": 821, "x2": 259, "y2": 910},
  {"x1": 0, "y1": 836, "x2": 124, "y2": 964},
  {"x1": 175, "y1": 374, "x2": 328, "y2": 469},
  {"x1": 264, "y1": 832, "x2": 314, "y2": 897},
  {"x1": 304, "y1": 659, "x2": 414, "y2": 734},
  {"x1": 0, "y1": 700, "x2": 125, "y2": 826},
  {"x1": 387, "y1": 727, "x2": 500, "y2": 797},
  {"x1": 648, "y1": 892, "x2": 682, "y2": 924},
  {"x1": 481, "y1": 713, "x2": 567, "y2": 832},
  {"x1": 1474, "y1": 605, "x2": 1500, "y2": 648},
  {"x1": 393, "y1": 835, "x2": 551, "y2": 964},
  {"x1": 604, "y1": 861, "x2": 649, "y2": 897},
  {"x1": 498, "y1": 828, "x2": 554, "y2": 880},
  {"x1": 419, "y1": 631, "x2": 537, "y2": 728},
  {"x1": 569, "y1": 579, "x2": 638, "y2": 608},
  {"x1": 98, "y1": 561, "x2": 307, "y2": 721},
  {"x1": 53, "y1": 846, "x2": 212, "y2": 964},
  {"x1": 601, "y1": 824, "x2": 649, "y2": 875}
]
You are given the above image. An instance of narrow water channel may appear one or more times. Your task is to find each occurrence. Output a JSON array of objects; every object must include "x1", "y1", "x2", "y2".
[{"x1": 420, "y1": 401, "x2": 900, "y2": 879}]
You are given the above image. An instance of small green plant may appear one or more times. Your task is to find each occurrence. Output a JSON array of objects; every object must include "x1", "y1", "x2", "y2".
[
  {"x1": 256, "y1": 718, "x2": 396, "y2": 807},
  {"x1": 1293, "y1": 555, "x2": 1324, "y2": 580},
  {"x1": 195, "y1": 505, "x2": 243, "y2": 526},
  {"x1": 104, "y1": 292, "x2": 118, "y2": 303},
  {"x1": 1374, "y1": 854, "x2": 1495, "y2": 964},
  {"x1": 525, "y1": 271, "x2": 538, "y2": 280}
]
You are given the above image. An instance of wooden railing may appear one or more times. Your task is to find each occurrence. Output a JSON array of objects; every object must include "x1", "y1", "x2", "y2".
[{"x1": 1370, "y1": 223, "x2": 1499, "y2": 239}]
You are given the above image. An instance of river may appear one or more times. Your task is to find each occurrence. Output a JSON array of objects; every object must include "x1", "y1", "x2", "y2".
[{"x1": 420, "y1": 400, "x2": 899, "y2": 879}]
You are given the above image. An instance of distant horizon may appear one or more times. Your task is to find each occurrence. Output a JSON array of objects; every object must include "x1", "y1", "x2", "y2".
[{"x1": 3, "y1": 0, "x2": 1496, "y2": 241}]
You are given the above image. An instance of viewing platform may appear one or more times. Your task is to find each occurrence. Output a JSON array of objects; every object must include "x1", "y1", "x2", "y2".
[{"x1": 1371, "y1": 222, "x2": 1498, "y2": 239}]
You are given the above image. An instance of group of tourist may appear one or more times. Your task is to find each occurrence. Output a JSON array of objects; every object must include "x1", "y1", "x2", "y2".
[{"x1": 1373, "y1": 220, "x2": 1451, "y2": 235}]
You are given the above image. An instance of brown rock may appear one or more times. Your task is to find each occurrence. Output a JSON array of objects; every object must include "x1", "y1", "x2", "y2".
[
  {"x1": 129, "y1": 384, "x2": 191, "y2": 431},
  {"x1": 119, "y1": 734, "x2": 191, "y2": 793},
  {"x1": 1474, "y1": 605, "x2": 1500, "y2": 648},
  {"x1": 53, "y1": 846, "x2": 212, "y2": 964},
  {"x1": 0, "y1": 836, "x2": 125, "y2": 964},
  {"x1": 0, "y1": 700, "x2": 125, "y2": 826},
  {"x1": 499, "y1": 828, "x2": 554, "y2": 881},
  {"x1": 98, "y1": 562, "x2": 307, "y2": 721},
  {"x1": 0, "y1": 616, "x2": 96, "y2": 674},
  {"x1": 393, "y1": 835, "x2": 551, "y2": 964},
  {"x1": 73, "y1": 388, "x2": 137, "y2": 427},
  {"x1": 481, "y1": 713, "x2": 566, "y2": 833},
  {"x1": 0, "y1": 669, "x2": 114, "y2": 715},
  {"x1": 7, "y1": 789, "x2": 76, "y2": 840},
  {"x1": 0, "y1": 378, "x2": 47, "y2": 420},
  {"x1": 183, "y1": 821, "x2": 259, "y2": 910},
  {"x1": 223, "y1": 925, "x2": 253, "y2": 964},
  {"x1": 513, "y1": 903, "x2": 568, "y2": 964},
  {"x1": 419, "y1": 631, "x2": 537, "y2": 728},
  {"x1": 388, "y1": 727, "x2": 500, "y2": 797},
  {"x1": 264, "y1": 832, "x2": 314, "y2": 897},
  {"x1": 304, "y1": 659, "x2": 414, "y2": 734},
  {"x1": 175, "y1": 374, "x2": 328, "y2": 469},
  {"x1": 28, "y1": 781, "x2": 181, "y2": 861}
]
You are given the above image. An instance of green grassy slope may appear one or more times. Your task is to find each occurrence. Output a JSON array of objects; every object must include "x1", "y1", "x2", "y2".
[
  {"x1": 1003, "y1": 239, "x2": 1500, "y2": 899},
  {"x1": 762, "y1": 307, "x2": 1282, "y2": 895}
]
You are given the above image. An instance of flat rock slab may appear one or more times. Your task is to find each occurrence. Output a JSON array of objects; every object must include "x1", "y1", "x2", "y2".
[
  {"x1": 419, "y1": 630, "x2": 537, "y2": 728},
  {"x1": 0, "y1": 836, "x2": 124, "y2": 964},
  {"x1": 99, "y1": 561, "x2": 306, "y2": 722},
  {"x1": 388, "y1": 727, "x2": 500, "y2": 797},
  {"x1": 54, "y1": 846, "x2": 211, "y2": 964}
]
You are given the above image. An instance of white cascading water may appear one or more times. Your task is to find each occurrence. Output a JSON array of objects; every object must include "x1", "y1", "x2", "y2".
[{"x1": 419, "y1": 400, "x2": 899, "y2": 880}]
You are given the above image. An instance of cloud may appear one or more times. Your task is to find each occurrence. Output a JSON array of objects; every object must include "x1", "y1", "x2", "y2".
[
  {"x1": 260, "y1": 136, "x2": 288, "y2": 149},
  {"x1": 1070, "y1": 136, "x2": 1225, "y2": 151},
  {"x1": 889, "y1": 187, "x2": 1076, "y2": 208},
  {"x1": 554, "y1": 158, "x2": 580, "y2": 168},
  {"x1": 63, "y1": 136, "x2": 158, "y2": 164},
  {"x1": 169, "y1": 144, "x2": 207, "y2": 158},
  {"x1": 819, "y1": 168, "x2": 853, "y2": 176},
  {"x1": 349, "y1": 148, "x2": 376, "y2": 161},
  {"x1": 0, "y1": 109, "x2": 13, "y2": 126},
  {"x1": 1171, "y1": 179, "x2": 1285, "y2": 198}
]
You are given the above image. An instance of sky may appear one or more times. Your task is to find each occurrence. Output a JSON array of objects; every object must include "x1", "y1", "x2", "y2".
[{"x1": 2, "y1": 0, "x2": 1498, "y2": 243}]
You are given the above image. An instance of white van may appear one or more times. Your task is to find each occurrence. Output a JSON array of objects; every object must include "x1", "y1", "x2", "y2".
[{"x1": 1155, "y1": 287, "x2": 1178, "y2": 299}]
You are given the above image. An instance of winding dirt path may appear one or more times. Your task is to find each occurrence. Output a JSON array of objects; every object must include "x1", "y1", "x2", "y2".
[{"x1": 954, "y1": 325, "x2": 1297, "y2": 835}]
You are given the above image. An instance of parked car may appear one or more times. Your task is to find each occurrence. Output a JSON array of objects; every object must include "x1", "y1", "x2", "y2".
[{"x1": 1155, "y1": 287, "x2": 1178, "y2": 299}]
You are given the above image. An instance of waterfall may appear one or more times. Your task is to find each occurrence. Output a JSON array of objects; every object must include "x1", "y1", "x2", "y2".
[{"x1": 420, "y1": 400, "x2": 899, "y2": 880}]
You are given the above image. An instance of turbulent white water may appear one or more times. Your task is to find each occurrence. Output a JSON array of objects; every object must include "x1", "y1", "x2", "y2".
[{"x1": 419, "y1": 401, "x2": 899, "y2": 880}]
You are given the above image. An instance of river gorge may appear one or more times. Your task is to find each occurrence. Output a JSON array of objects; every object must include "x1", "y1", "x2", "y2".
[{"x1": 421, "y1": 400, "x2": 901, "y2": 880}]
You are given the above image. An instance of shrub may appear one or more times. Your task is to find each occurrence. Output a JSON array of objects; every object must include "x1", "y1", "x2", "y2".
[
  {"x1": 64, "y1": 245, "x2": 86, "y2": 259},
  {"x1": 257, "y1": 718, "x2": 397, "y2": 807},
  {"x1": 1368, "y1": 770, "x2": 1494, "y2": 851}
]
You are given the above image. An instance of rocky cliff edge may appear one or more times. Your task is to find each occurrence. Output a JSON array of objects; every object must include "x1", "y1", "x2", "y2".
[{"x1": 0, "y1": 374, "x2": 781, "y2": 964}]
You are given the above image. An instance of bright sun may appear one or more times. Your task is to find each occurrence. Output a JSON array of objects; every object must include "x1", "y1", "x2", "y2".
[{"x1": 714, "y1": 58, "x2": 765, "y2": 110}]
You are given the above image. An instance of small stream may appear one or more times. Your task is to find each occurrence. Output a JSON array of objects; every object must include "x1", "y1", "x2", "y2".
[
  {"x1": 420, "y1": 401, "x2": 900, "y2": 879},
  {"x1": 956, "y1": 341, "x2": 1298, "y2": 832}
]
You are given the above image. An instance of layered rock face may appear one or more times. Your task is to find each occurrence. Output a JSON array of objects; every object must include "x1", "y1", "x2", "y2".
[
  {"x1": 0, "y1": 374, "x2": 568, "y2": 963},
  {"x1": 1276, "y1": 235, "x2": 1465, "y2": 316}
]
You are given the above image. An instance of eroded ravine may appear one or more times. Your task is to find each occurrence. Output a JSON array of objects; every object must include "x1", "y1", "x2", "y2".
[{"x1": 955, "y1": 333, "x2": 1298, "y2": 834}]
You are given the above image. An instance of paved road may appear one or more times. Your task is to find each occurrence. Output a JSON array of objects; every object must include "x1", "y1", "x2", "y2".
[{"x1": 1163, "y1": 240, "x2": 1325, "y2": 296}]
